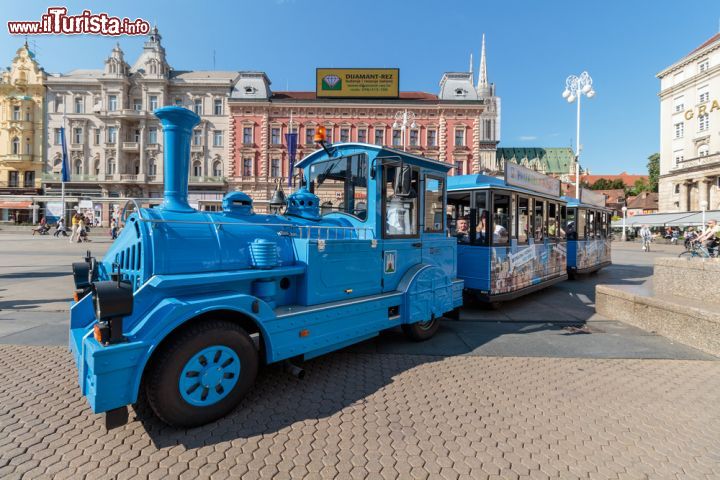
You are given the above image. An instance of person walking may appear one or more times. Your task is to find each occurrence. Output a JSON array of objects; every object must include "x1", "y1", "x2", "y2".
[
  {"x1": 110, "y1": 218, "x2": 118, "y2": 240},
  {"x1": 69, "y1": 211, "x2": 82, "y2": 243},
  {"x1": 639, "y1": 224, "x2": 652, "y2": 252},
  {"x1": 54, "y1": 217, "x2": 68, "y2": 237}
]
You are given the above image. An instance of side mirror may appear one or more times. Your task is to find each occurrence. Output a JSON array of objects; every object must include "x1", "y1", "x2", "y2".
[{"x1": 393, "y1": 165, "x2": 413, "y2": 197}]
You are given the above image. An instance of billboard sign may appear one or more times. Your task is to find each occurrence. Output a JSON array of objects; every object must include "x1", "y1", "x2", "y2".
[
  {"x1": 580, "y1": 188, "x2": 606, "y2": 207},
  {"x1": 316, "y1": 68, "x2": 399, "y2": 98},
  {"x1": 505, "y1": 162, "x2": 561, "y2": 197}
]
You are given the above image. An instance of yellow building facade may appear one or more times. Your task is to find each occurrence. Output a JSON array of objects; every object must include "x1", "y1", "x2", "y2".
[{"x1": 0, "y1": 43, "x2": 45, "y2": 222}]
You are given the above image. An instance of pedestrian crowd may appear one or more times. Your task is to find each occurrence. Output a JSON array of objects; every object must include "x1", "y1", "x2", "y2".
[{"x1": 30, "y1": 210, "x2": 122, "y2": 243}]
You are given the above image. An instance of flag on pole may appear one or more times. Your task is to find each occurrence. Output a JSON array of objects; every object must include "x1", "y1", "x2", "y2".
[
  {"x1": 285, "y1": 132, "x2": 298, "y2": 188},
  {"x1": 60, "y1": 126, "x2": 70, "y2": 182}
]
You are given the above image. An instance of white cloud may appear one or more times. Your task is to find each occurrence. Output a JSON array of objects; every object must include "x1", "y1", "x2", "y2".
[{"x1": 519, "y1": 135, "x2": 538, "y2": 141}]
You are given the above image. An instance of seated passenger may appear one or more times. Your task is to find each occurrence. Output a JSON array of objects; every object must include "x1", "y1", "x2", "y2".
[
  {"x1": 454, "y1": 217, "x2": 470, "y2": 243},
  {"x1": 477, "y1": 212, "x2": 488, "y2": 244}
]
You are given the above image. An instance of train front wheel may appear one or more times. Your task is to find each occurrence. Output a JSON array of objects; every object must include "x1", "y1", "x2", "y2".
[
  {"x1": 145, "y1": 320, "x2": 258, "y2": 428},
  {"x1": 402, "y1": 316, "x2": 440, "y2": 341}
]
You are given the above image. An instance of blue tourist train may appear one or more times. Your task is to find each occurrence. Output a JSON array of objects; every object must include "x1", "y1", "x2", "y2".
[
  {"x1": 562, "y1": 188, "x2": 613, "y2": 278},
  {"x1": 69, "y1": 107, "x2": 462, "y2": 428},
  {"x1": 447, "y1": 164, "x2": 569, "y2": 303}
]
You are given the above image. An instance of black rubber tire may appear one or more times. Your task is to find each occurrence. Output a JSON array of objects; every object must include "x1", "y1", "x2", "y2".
[
  {"x1": 145, "y1": 320, "x2": 258, "y2": 428},
  {"x1": 402, "y1": 316, "x2": 440, "y2": 341},
  {"x1": 678, "y1": 251, "x2": 694, "y2": 258}
]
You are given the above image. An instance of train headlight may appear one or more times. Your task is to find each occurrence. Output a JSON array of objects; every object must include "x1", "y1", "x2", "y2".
[
  {"x1": 92, "y1": 281, "x2": 133, "y2": 345},
  {"x1": 72, "y1": 262, "x2": 91, "y2": 290}
]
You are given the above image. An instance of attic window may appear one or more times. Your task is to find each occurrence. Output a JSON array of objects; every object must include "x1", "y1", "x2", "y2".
[
  {"x1": 244, "y1": 86, "x2": 256, "y2": 94},
  {"x1": 455, "y1": 88, "x2": 466, "y2": 96}
]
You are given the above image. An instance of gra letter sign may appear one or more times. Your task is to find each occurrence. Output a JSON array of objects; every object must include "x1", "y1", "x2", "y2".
[
  {"x1": 316, "y1": 68, "x2": 399, "y2": 98},
  {"x1": 504, "y1": 162, "x2": 562, "y2": 197}
]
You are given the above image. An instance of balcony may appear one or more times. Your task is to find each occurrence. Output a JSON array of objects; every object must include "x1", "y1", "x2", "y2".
[
  {"x1": 122, "y1": 142, "x2": 139, "y2": 152},
  {"x1": 189, "y1": 176, "x2": 225, "y2": 184},
  {"x1": 70, "y1": 143, "x2": 84, "y2": 150},
  {"x1": 673, "y1": 152, "x2": 720, "y2": 172},
  {"x1": 41, "y1": 173, "x2": 98, "y2": 182},
  {"x1": 191, "y1": 144, "x2": 205, "y2": 153},
  {"x1": 146, "y1": 143, "x2": 160, "y2": 152},
  {"x1": 120, "y1": 174, "x2": 137, "y2": 181},
  {"x1": 1, "y1": 153, "x2": 33, "y2": 163}
]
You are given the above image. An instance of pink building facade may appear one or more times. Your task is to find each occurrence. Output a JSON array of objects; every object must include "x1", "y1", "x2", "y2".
[{"x1": 227, "y1": 69, "x2": 500, "y2": 211}]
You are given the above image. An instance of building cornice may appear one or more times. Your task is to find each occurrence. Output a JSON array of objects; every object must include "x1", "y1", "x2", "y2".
[
  {"x1": 658, "y1": 64, "x2": 720, "y2": 98},
  {"x1": 657, "y1": 37, "x2": 720, "y2": 79}
]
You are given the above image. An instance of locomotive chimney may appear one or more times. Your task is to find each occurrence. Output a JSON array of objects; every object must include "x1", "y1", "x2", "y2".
[{"x1": 154, "y1": 106, "x2": 201, "y2": 212}]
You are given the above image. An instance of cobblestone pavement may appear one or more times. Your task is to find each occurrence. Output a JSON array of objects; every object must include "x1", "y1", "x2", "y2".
[{"x1": 1, "y1": 345, "x2": 718, "y2": 480}]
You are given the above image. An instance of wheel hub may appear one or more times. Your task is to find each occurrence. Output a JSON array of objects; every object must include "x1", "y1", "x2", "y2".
[{"x1": 179, "y1": 345, "x2": 241, "y2": 407}]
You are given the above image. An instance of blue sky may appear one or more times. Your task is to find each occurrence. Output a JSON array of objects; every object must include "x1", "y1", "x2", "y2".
[{"x1": 2, "y1": 0, "x2": 719, "y2": 174}]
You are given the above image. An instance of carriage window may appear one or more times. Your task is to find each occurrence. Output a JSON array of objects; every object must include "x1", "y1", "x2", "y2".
[
  {"x1": 566, "y1": 207, "x2": 578, "y2": 240},
  {"x1": 534, "y1": 199, "x2": 545, "y2": 241},
  {"x1": 448, "y1": 191, "x2": 471, "y2": 242},
  {"x1": 474, "y1": 191, "x2": 488, "y2": 246},
  {"x1": 547, "y1": 203, "x2": 558, "y2": 239},
  {"x1": 309, "y1": 154, "x2": 368, "y2": 220},
  {"x1": 576, "y1": 209, "x2": 586, "y2": 240},
  {"x1": 384, "y1": 165, "x2": 419, "y2": 237},
  {"x1": 492, "y1": 193, "x2": 511, "y2": 245},
  {"x1": 424, "y1": 176, "x2": 445, "y2": 233},
  {"x1": 518, "y1": 196, "x2": 530, "y2": 244},
  {"x1": 560, "y1": 205, "x2": 568, "y2": 239},
  {"x1": 587, "y1": 210, "x2": 596, "y2": 239}
]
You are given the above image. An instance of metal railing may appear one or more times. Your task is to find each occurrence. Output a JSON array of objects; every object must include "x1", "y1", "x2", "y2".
[
  {"x1": 121, "y1": 199, "x2": 375, "y2": 240},
  {"x1": 674, "y1": 152, "x2": 720, "y2": 170}
]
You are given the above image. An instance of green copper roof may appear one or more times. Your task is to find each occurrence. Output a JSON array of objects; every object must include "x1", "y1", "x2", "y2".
[{"x1": 497, "y1": 147, "x2": 575, "y2": 175}]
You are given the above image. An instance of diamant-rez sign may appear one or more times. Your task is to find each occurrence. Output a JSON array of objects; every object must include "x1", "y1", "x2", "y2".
[{"x1": 316, "y1": 68, "x2": 399, "y2": 98}]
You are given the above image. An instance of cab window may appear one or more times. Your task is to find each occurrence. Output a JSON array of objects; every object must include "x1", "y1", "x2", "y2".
[
  {"x1": 309, "y1": 154, "x2": 368, "y2": 220},
  {"x1": 517, "y1": 196, "x2": 530, "y2": 244},
  {"x1": 383, "y1": 164, "x2": 419, "y2": 238},
  {"x1": 547, "y1": 203, "x2": 558, "y2": 240},
  {"x1": 423, "y1": 175, "x2": 445, "y2": 233},
  {"x1": 492, "y1": 193, "x2": 511, "y2": 245},
  {"x1": 474, "y1": 191, "x2": 489, "y2": 246},
  {"x1": 534, "y1": 199, "x2": 545, "y2": 241}
]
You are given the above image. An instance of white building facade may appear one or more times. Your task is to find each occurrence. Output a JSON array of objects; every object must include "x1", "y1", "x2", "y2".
[
  {"x1": 658, "y1": 33, "x2": 720, "y2": 212},
  {"x1": 44, "y1": 28, "x2": 239, "y2": 221}
]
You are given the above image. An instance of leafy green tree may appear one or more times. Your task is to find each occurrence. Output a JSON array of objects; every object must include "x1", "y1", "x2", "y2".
[
  {"x1": 628, "y1": 178, "x2": 650, "y2": 196},
  {"x1": 590, "y1": 178, "x2": 611, "y2": 190},
  {"x1": 647, "y1": 153, "x2": 659, "y2": 192},
  {"x1": 610, "y1": 179, "x2": 626, "y2": 190}
]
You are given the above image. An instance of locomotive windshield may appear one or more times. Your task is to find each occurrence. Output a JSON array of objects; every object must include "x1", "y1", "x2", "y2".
[{"x1": 309, "y1": 154, "x2": 368, "y2": 220}]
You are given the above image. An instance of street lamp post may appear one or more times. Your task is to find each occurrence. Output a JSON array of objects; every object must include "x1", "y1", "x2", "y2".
[
  {"x1": 621, "y1": 205, "x2": 628, "y2": 241},
  {"x1": 562, "y1": 71, "x2": 596, "y2": 199},
  {"x1": 701, "y1": 200, "x2": 708, "y2": 232},
  {"x1": 392, "y1": 109, "x2": 417, "y2": 151}
]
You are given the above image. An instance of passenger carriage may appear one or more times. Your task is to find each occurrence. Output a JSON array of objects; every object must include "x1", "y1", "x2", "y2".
[
  {"x1": 447, "y1": 163, "x2": 568, "y2": 303},
  {"x1": 563, "y1": 188, "x2": 612, "y2": 278},
  {"x1": 68, "y1": 108, "x2": 462, "y2": 428}
]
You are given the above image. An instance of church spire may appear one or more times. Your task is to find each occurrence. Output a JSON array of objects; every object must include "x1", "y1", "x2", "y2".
[
  {"x1": 469, "y1": 52, "x2": 474, "y2": 86},
  {"x1": 478, "y1": 33, "x2": 488, "y2": 88}
]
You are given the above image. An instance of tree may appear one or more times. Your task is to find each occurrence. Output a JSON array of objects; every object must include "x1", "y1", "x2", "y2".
[
  {"x1": 628, "y1": 178, "x2": 650, "y2": 196},
  {"x1": 590, "y1": 178, "x2": 611, "y2": 190},
  {"x1": 647, "y1": 153, "x2": 659, "y2": 193}
]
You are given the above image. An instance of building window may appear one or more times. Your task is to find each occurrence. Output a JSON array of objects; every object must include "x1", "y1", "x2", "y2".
[
  {"x1": 108, "y1": 95, "x2": 117, "y2": 111},
  {"x1": 674, "y1": 184, "x2": 680, "y2": 194},
  {"x1": 699, "y1": 91, "x2": 710, "y2": 103},
  {"x1": 271, "y1": 158, "x2": 280, "y2": 178},
  {"x1": 271, "y1": 127, "x2": 281, "y2": 145},
  {"x1": 213, "y1": 130, "x2": 223, "y2": 147},
  {"x1": 55, "y1": 95, "x2": 64, "y2": 113},
  {"x1": 107, "y1": 127, "x2": 117, "y2": 143},
  {"x1": 427, "y1": 129, "x2": 437, "y2": 147},
  {"x1": 74, "y1": 97, "x2": 84, "y2": 113},
  {"x1": 455, "y1": 160, "x2": 464, "y2": 175},
  {"x1": 374, "y1": 128, "x2": 384, "y2": 146},
  {"x1": 25, "y1": 109, "x2": 31, "y2": 121},
  {"x1": 699, "y1": 60, "x2": 709, "y2": 73},
  {"x1": 94, "y1": 160, "x2": 100, "y2": 175},
  {"x1": 11, "y1": 137, "x2": 19, "y2": 154},
  {"x1": 357, "y1": 128, "x2": 367, "y2": 143},
  {"x1": 340, "y1": 128, "x2": 350, "y2": 143},
  {"x1": 148, "y1": 158, "x2": 157, "y2": 176},
  {"x1": 25, "y1": 138, "x2": 31, "y2": 155},
  {"x1": 149, "y1": 95, "x2": 159, "y2": 111},
  {"x1": 673, "y1": 151, "x2": 684, "y2": 167},
  {"x1": 325, "y1": 127, "x2": 333, "y2": 143},
  {"x1": 8, "y1": 171, "x2": 18, "y2": 187},
  {"x1": 243, "y1": 126, "x2": 253, "y2": 145},
  {"x1": 12, "y1": 105, "x2": 21, "y2": 120},
  {"x1": 94, "y1": 129, "x2": 100, "y2": 145},
  {"x1": 23, "y1": 171, "x2": 34, "y2": 187},
  {"x1": 174, "y1": 98, "x2": 183, "y2": 106},
  {"x1": 54, "y1": 129, "x2": 62, "y2": 145},
  {"x1": 214, "y1": 98, "x2": 223, "y2": 115},
  {"x1": 193, "y1": 129, "x2": 202, "y2": 146},
  {"x1": 107, "y1": 158, "x2": 116, "y2": 175},
  {"x1": 193, "y1": 161, "x2": 202, "y2": 177},
  {"x1": 74, "y1": 159, "x2": 82, "y2": 175},
  {"x1": 409, "y1": 129, "x2": 419, "y2": 146},
  {"x1": 454, "y1": 128, "x2": 465, "y2": 147},
  {"x1": 73, "y1": 128, "x2": 83, "y2": 144},
  {"x1": 305, "y1": 127, "x2": 315, "y2": 145},
  {"x1": 213, "y1": 160, "x2": 222, "y2": 177},
  {"x1": 193, "y1": 98, "x2": 203, "y2": 115},
  {"x1": 148, "y1": 127, "x2": 158, "y2": 144},
  {"x1": 698, "y1": 144, "x2": 710, "y2": 157},
  {"x1": 699, "y1": 113, "x2": 710, "y2": 131},
  {"x1": 243, "y1": 158, "x2": 252, "y2": 176},
  {"x1": 674, "y1": 98, "x2": 684, "y2": 113},
  {"x1": 674, "y1": 122, "x2": 684, "y2": 139},
  {"x1": 392, "y1": 129, "x2": 402, "y2": 147},
  {"x1": 133, "y1": 98, "x2": 142, "y2": 111}
]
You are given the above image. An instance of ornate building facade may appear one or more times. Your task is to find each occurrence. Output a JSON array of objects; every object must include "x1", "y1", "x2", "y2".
[
  {"x1": 0, "y1": 43, "x2": 45, "y2": 222},
  {"x1": 227, "y1": 38, "x2": 501, "y2": 211},
  {"x1": 658, "y1": 32, "x2": 720, "y2": 212},
  {"x1": 44, "y1": 28, "x2": 239, "y2": 221}
]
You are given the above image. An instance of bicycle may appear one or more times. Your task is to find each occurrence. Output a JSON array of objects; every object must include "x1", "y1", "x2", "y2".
[{"x1": 678, "y1": 241, "x2": 717, "y2": 258}]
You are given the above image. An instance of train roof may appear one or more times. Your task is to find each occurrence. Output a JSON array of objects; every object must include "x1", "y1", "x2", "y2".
[
  {"x1": 448, "y1": 174, "x2": 566, "y2": 202},
  {"x1": 296, "y1": 143, "x2": 452, "y2": 173}
]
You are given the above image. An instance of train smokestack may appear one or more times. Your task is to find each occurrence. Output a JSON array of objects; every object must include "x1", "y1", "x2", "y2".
[{"x1": 154, "y1": 106, "x2": 200, "y2": 212}]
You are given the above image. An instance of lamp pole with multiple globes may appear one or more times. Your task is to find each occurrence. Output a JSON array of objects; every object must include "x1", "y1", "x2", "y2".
[
  {"x1": 392, "y1": 109, "x2": 417, "y2": 151},
  {"x1": 562, "y1": 71, "x2": 596, "y2": 199}
]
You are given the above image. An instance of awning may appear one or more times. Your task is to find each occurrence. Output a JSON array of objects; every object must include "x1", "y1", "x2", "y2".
[
  {"x1": 0, "y1": 201, "x2": 32, "y2": 209},
  {"x1": 611, "y1": 210, "x2": 720, "y2": 227}
]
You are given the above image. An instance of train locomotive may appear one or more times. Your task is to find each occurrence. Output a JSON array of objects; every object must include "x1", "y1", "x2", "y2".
[{"x1": 69, "y1": 106, "x2": 462, "y2": 428}]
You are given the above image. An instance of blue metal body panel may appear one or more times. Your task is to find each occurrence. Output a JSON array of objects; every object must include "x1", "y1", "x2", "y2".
[
  {"x1": 69, "y1": 113, "x2": 463, "y2": 415},
  {"x1": 563, "y1": 196, "x2": 613, "y2": 273}
]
